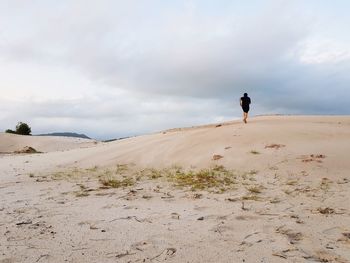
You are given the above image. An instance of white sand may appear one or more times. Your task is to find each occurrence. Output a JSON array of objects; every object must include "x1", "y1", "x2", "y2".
[
  {"x1": 1, "y1": 115, "x2": 350, "y2": 262},
  {"x1": 0, "y1": 133, "x2": 97, "y2": 154}
]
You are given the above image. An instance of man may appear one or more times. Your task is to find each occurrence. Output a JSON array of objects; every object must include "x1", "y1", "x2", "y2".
[{"x1": 240, "y1": 93, "x2": 251, "y2": 123}]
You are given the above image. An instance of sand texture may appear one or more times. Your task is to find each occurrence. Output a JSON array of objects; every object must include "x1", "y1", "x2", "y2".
[{"x1": 1, "y1": 116, "x2": 350, "y2": 262}]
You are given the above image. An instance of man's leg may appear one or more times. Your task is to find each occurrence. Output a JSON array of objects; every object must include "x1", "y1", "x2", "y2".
[{"x1": 243, "y1": 112, "x2": 247, "y2": 123}]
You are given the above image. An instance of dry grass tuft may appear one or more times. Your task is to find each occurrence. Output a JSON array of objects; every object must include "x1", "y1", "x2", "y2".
[
  {"x1": 140, "y1": 168, "x2": 164, "y2": 179},
  {"x1": 138, "y1": 165, "x2": 238, "y2": 192},
  {"x1": 99, "y1": 176, "x2": 134, "y2": 188},
  {"x1": 51, "y1": 171, "x2": 72, "y2": 180},
  {"x1": 247, "y1": 185, "x2": 264, "y2": 194},
  {"x1": 115, "y1": 164, "x2": 129, "y2": 174},
  {"x1": 172, "y1": 168, "x2": 235, "y2": 190},
  {"x1": 170, "y1": 166, "x2": 236, "y2": 191}
]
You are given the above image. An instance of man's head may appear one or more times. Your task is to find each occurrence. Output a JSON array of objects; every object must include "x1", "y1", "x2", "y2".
[{"x1": 244, "y1": 93, "x2": 248, "y2": 97}]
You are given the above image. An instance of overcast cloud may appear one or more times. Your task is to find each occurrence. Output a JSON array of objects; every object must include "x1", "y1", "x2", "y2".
[{"x1": 0, "y1": 0, "x2": 349, "y2": 139}]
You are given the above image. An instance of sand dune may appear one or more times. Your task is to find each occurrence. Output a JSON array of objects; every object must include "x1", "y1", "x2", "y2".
[
  {"x1": 1, "y1": 116, "x2": 350, "y2": 262},
  {"x1": 0, "y1": 133, "x2": 97, "y2": 153}
]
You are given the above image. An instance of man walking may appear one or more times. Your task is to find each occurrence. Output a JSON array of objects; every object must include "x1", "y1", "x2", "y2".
[{"x1": 240, "y1": 93, "x2": 251, "y2": 123}]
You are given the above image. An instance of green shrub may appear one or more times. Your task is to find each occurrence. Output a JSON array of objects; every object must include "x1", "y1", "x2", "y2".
[
  {"x1": 5, "y1": 129, "x2": 16, "y2": 134},
  {"x1": 16, "y1": 122, "x2": 31, "y2": 135},
  {"x1": 5, "y1": 122, "x2": 32, "y2": 135}
]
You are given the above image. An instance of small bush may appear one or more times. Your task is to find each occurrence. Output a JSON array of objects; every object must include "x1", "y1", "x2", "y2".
[
  {"x1": 5, "y1": 129, "x2": 16, "y2": 134},
  {"x1": 5, "y1": 122, "x2": 31, "y2": 135},
  {"x1": 16, "y1": 122, "x2": 31, "y2": 135}
]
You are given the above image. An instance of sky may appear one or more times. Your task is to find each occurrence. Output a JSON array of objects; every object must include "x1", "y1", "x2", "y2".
[{"x1": 0, "y1": 0, "x2": 349, "y2": 139}]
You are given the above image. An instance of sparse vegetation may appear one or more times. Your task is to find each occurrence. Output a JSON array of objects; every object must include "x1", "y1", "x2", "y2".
[
  {"x1": 115, "y1": 164, "x2": 129, "y2": 174},
  {"x1": 250, "y1": 150, "x2": 260, "y2": 155},
  {"x1": 136, "y1": 165, "x2": 240, "y2": 192},
  {"x1": 34, "y1": 164, "x2": 266, "y2": 194},
  {"x1": 99, "y1": 176, "x2": 134, "y2": 188},
  {"x1": 51, "y1": 171, "x2": 73, "y2": 180},
  {"x1": 167, "y1": 166, "x2": 237, "y2": 191},
  {"x1": 241, "y1": 170, "x2": 257, "y2": 181},
  {"x1": 247, "y1": 185, "x2": 264, "y2": 194},
  {"x1": 140, "y1": 168, "x2": 164, "y2": 179}
]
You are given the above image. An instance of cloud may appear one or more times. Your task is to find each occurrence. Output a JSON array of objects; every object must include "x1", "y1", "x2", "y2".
[
  {"x1": 0, "y1": 1, "x2": 349, "y2": 138},
  {"x1": 0, "y1": 91, "x2": 234, "y2": 139},
  {"x1": 298, "y1": 38, "x2": 350, "y2": 65}
]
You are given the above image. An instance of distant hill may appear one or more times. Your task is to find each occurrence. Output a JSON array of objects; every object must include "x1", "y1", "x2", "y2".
[
  {"x1": 103, "y1": 136, "x2": 130, "y2": 143},
  {"x1": 37, "y1": 132, "x2": 91, "y2": 139}
]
